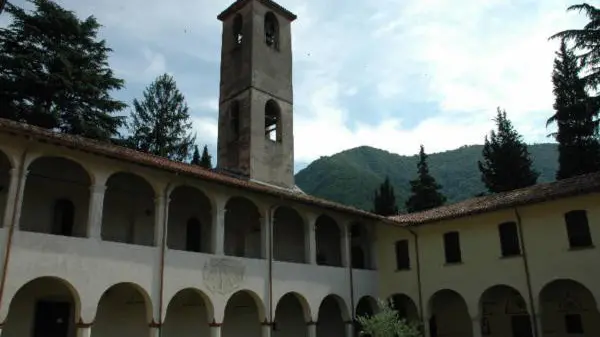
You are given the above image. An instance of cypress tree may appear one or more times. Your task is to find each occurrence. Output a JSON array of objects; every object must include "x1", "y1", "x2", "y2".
[
  {"x1": 478, "y1": 108, "x2": 539, "y2": 193},
  {"x1": 200, "y1": 145, "x2": 212, "y2": 169},
  {"x1": 372, "y1": 176, "x2": 398, "y2": 216},
  {"x1": 127, "y1": 73, "x2": 196, "y2": 161},
  {"x1": 547, "y1": 39, "x2": 600, "y2": 179},
  {"x1": 405, "y1": 145, "x2": 446, "y2": 213},
  {"x1": 191, "y1": 145, "x2": 201, "y2": 165},
  {"x1": 0, "y1": 0, "x2": 126, "y2": 140}
]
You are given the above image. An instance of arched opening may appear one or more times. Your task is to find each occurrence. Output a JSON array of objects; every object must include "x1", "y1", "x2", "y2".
[
  {"x1": 355, "y1": 296, "x2": 377, "y2": 336},
  {"x1": 222, "y1": 290, "x2": 263, "y2": 337},
  {"x1": 224, "y1": 197, "x2": 262, "y2": 259},
  {"x1": 315, "y1": 215, "x2": 342, "y2": 267},
  {"x1": 274, "y1": 292, "x2": 310, "y2": 337},
  {"x1": 273, "y1": 206, "x2": 306, "y2": 263},
  {"x1": 102, "y1": 172, "x2": 155, "y2": 246},
  {"x1": 4, "y1": 277, "x2": 80, "y2": 337},
  {"x1": 233, "y1": 14, "x2": 243, "y2": 45},
  {"x1": 163, "y1": 288, "x2": 213, "y2": 337},
  {"x1": 265, "y1": 99, "x2": 281, "y2": 142},
  {"x1": 350, "y1": 223, "x2": 371, "y2": 269},
  {"x1": 317, "y1": 295, "x2": 348, "y2": 337},
  {"x1": 479, "y1": 285, "x2": 532, "y2": 337},
  {"x1": 168, "y1": 185, "x2": 212, "y2": 253},
  {"x1": 428, "y1": 289, "x2": 472, "y2": 337},
  {"x1": 264, "y1": 12, "x2": 279, "y2": 49},
  {"x1": 92, "y1": 283, "x2": 152, "y2": 337},
  {"x1": 539, "y1": 279, "x2": 600, "y2": 337},
  {"x1": 0, "y1": 150, "x2": 11, "y2": 228},
  {"x1": 388, "y1": 293, "x2": 419, "y2": 322},
  {"x1": 21, "y1": 157, "x2": 91, "y2": 237}
]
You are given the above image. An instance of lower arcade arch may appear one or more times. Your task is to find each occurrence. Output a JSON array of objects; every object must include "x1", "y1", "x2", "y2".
[
  {"x1": 428, "y1": 289, "x2": 472, "y2": 337},
  {"x1": 388, "y1": 293, "x2": 419, "y2": 322},
  {"x1": 317, "y1": 294, "x2": 349, "y2": 337},
  {"x1": 539, "y1": 279, "x2": 600, "y2": 337},
  {"x1": 92, "y1": 283, "x2": 153, "y2": 337},
  {"x1": 163, "y1": 288, "x2": 214, "y2": 337},
  {"x1": 273, "y1": 292, "x2": 311, "y2": 337},
  {"x1": 355, "y1": 296, "x2": 378, "y2": 336},
  {"x1": 3, "y1": 277, "x2": 81, "y2": 337},
  {"x1": 222, "y1": 290, "x2": 265, "y2": 337},
  {"x1": 479, "y1": 285, "x2": 532, "y2": 337}
]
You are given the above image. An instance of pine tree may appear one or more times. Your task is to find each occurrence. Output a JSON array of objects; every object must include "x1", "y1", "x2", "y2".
[
  {"x1": 405, "y1": 145, "x2": 446, "y2": 213},
  {"x1": 0, "y1": 0, "x2": 126, "y2": 141},
  {"x1": 372, "y1": 176, "x2": 398, "y2": 216},
  {"x1": 547, "y1": 39, "x2": 600, "y2": 180},
  {"x1": 191, "y1": 145, "x2": 201, "y2": 165},
  {"x1": 478, "y1": 108, "x2": 539, "y2": 193},
  {"x1": 127, "y1": 73, "x2": 196, "y2": 161},
  {"x1": 200, "y1": 145, "x2": 212, "y2": 169}
]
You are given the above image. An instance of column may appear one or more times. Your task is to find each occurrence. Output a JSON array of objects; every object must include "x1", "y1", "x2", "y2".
[
  {"x1": 77, "y1": 325, "x2": 91, "y2": 337},
  {"x1": 307, "y1": 322, "x2": 317, "y2": 337},
  {"x1": 148, "y1": 326, "x2": 160, "y2": 337},
  {"x1": 342, "y1": 223, "x2": 352, "y2": 268},
  {"x1": 210, "y1": 324, "x2": 221, "y2": 337},
  {"x1": 11, "y1": 169, "x2": 28, "y2": 230},
  {"x1": 2, "y1": 168, "x2": 19, "y2": 228},
  {"x1": 154, "y1": 195, "x2": 167, "y2": 247},
  {"x1": 262, "y1": 323, "x2": 272, "y2": 337},
  {"x1": 472, "y1": 317, "x2": 482, "y2": 337},
  {"x1": 306, "y1": 214, "x2": 317, "y2": 265},
  {"x1": 345, "y1": 321, "x2": 354, "y2": 337},
  {"x1": 86, "y1": 184, "x2": 106, "y2": 239},
  {"x1": 212, "y1": 199, "x2": 226, "y2": 255},
  {"x1": 261, "y1": 210, "x2": 272, "y2": 260}
]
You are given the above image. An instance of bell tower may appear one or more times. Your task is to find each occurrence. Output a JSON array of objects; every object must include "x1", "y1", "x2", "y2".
[{"x1": 216, "y1": 0, "x2": 296, "y2": 188}]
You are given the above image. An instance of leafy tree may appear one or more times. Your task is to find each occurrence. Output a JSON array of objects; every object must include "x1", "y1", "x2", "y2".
[
  {"x1": 372, "y1": 176, "x2": 398, "y2": 216},
  {"x1": 478, "y1": 108, "x2": 539, "y2": 193},
  {"x1": 127, "y1": 73, "x2": 196, "y2": 161},
  {"x1": 356, "y1": 298, "x2": 421, "y2": 337},
  {"x1": 548, "y1": 38, "x2": 600, "y2": 179},
  {"x1": 200, "y1": 145, "x2": 212, "y2": 169},
  {"x1": 551, "y1": 4, "x2": 600, "y2": 99},
  {"x1": 191, "y1": 145, "x2": 201, "y2": 165},
  {"x1": 405, "y1": 145, "x2": 446, "y2": 213},
  {"x1": 0, "y1": 0, "x2": 126, "y2": 141}
]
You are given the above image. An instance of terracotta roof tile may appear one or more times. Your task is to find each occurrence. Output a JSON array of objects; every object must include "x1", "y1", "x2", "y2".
[
  {"x1": 389, "y1": 171, "x2": 600, "y2": 225},
  {"x1": 217, "y1": 0, "x2": 297, "y2": 21},
  {"x1": 0, "y1": 118, "x2": 382, "y2": 222}
]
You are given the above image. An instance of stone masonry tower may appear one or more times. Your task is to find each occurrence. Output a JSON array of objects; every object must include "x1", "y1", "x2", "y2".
[{"x1": 216, "y1": 0, "x2": 296, "y2": 188}]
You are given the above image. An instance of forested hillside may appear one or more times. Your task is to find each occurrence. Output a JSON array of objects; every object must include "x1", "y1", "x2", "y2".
[{"x1": 294, "y1": 144, "x2": 558, "y2": 211}]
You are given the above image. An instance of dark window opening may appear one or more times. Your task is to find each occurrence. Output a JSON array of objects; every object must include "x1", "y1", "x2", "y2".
[
  {"x1": 511, "y1": 315, "x2": 533, "y2": 337},
  {"x1": 351, "y1": 246, "x2": 365, "y2": 269},
  {"x1": 265, "y1": 99, "x2": 281, "y2": 142},
  {"x1": 230, "y1": 101, "x2": 240, "y2": 141},
  {"x1": 185, "y1": 218, "x2": 202, "y2": 252},
  {"x1": 499, "y1": 221, "x2": 521, "y2": 256},
  {"x1": 394, "y1": 240, "x2": 410, "y2": 270},
  {"x1": 233, "y1": 14, "x2": 243, "y2": 45},
  {"x1": 443, "y1": 231, "x2": 461, "y2": 264},
  {"x1": 33, "y1": 300, "x2": 71, "y2": 337},
  {"x1": 429, "y1": 316, "x2": 438, "y2": 337},
  {"x1": 52, "y1": 199, "x2": 75, "y2": 236},
  {"x1": 565, "y1": 210, "x2": 593, "y2": 248},
  {"x1": 264, "y1": 12, "x2": 279, "y2": 49},
  {"x1": 565, "y1": 314, "x2": 584, "y2": 334}
]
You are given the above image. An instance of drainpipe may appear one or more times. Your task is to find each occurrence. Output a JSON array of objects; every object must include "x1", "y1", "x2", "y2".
[
  {"x1": 513, "y1": 207, "x2": 539, "y2": 337},
  {"x1": 406, "y1": 227, "x2": 424, "y2": 325},
  {"x1": 0, "y1": 146, "x2": 29, "y2": 317},
  {"x1": 157, "y1": 179, "x2": 175, "y2": 337}
]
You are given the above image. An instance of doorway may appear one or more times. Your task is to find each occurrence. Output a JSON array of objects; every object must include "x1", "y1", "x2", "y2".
[
  {"x1": 33, "y1": 300, "x2": 71, "y2": 337},
  {"x1": 511, "y1": 314, "x2": 533, "y2": 337}
]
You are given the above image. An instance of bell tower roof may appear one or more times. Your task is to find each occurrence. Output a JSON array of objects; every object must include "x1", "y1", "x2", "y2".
[{"x1": 217, "y1": 0, "x2": 297, "y2": 22}]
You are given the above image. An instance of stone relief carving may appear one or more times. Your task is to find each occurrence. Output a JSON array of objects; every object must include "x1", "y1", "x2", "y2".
[{"x1": 203, "y1": 258, "x2": 246, "y2": 295}]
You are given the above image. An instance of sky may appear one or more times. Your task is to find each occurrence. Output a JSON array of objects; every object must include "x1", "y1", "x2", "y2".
[{"x1": 0, "y1": 0, "x2": 590, "y2": 172}]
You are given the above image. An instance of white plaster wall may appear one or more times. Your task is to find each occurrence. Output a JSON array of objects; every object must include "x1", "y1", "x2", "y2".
[
  {"x1": 101, "y1": 173, "x2": 155, "y2": 246},
  {"x1": 162, "y1": 289, "x2": 211, "y2": 337},
  {"x1": 20, "y1": 158, "x2": 90, "y2": 237}
]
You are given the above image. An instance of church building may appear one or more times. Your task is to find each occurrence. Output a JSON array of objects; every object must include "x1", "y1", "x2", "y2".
[{"x1": 0, "y1": 0, "x2": 598, "y2": 337}]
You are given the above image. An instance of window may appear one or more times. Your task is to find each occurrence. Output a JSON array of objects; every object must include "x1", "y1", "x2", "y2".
[
  {"x1": 230, "y1": 101, "x2": 240, "y2": 141},
  {"x1": 565, "y1": 210, "x2": 593, "y2": 248},
  {"x1": 233, "y1": 14, "x2": 243, "y2": 45},
  {"x1": 186, "y1": 218, "x2": 202, "y2": 252},
  {"x1": 394, "y1": 240, "x2": 410, "y2": 270},
  {"x1": 564, "y1": 314, "x2": 584, "y2": 334},
  {"x1": 351, "y1": 246, "x2": 365, "y2": 269},
  {"x1": 264, "y1": 12, "x2": 279, "y2": 49},
  {"x1": 499, "y1": 221, "x2": 521, "y2": 256},
  {"x1": 443, "y1": 231, "x2": 461, "y2": 264},
  {"x1": 52, "y1": 199, "x2": 74, "y2": 236},
  {"x1": 265, "y1": 99, "x2": 281, "y2": 142}
]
